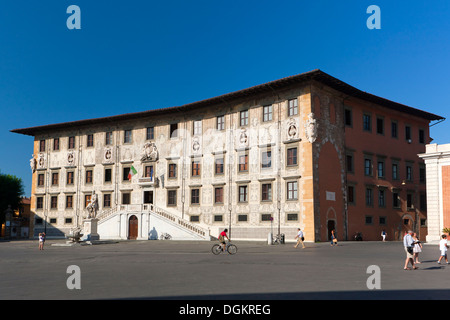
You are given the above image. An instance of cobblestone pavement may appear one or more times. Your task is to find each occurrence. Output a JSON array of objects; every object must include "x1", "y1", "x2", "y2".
[{"x1": 1, "y1": 239, "x2": 449, "y2": 300}]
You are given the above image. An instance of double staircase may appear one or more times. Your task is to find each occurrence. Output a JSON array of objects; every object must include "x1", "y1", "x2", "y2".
[{"x1": 95, "y1": 203, "x2": 211, "y2": 240}]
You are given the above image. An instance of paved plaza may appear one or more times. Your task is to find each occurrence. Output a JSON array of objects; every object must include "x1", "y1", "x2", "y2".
[{"x1": 1, "y1": 239, "x2": 449, "y2": 300}]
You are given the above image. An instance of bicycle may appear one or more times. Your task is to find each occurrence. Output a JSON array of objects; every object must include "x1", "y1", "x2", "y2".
[
  {"x1": 272, "y1": 233, "x2": 283, "y2": 245},
  {"x1": 211, "y1": 241, "x2": 237, "y2": 255}
]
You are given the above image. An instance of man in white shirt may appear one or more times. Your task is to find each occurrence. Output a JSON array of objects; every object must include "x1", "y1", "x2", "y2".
[
  {"x1": 403, "y1": 230, "x2": 418, "y2": 270},
  {"x1": 437, "y1": 234, "x2": 449, "y2": 264},
  {"x1": 294, "y1": 228, "x2": 306, "y2": 249}
]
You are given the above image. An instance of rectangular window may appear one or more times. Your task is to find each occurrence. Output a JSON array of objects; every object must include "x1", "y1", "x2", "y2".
[
  {"x1": 168, "y1": 190, "x2": 177, "y2": 206},
  {"x1": 288, "y1": 99, "x2": 298, "y2": 116},
  {"x1": 191, "y1": 160, "x2": 201, "y2": 177},
  {"x1": 261, "y1": 150, "x2": 272, "y2": 168},
  {"x1": 51, "y1": 196, "x2": 58, "y2": 209},
  {"x1": 406, "y1": 165, "x2": 413, "y2": 181},
  {"x1": 376, "y1": 117, "x2": 384, "y2": 135},
  {"x1": 420, "y1": 193, "x2": 427, "y2": 211},
  {"x1": 145, "y1": 166, "x2": 153, "y2": 180},
  {"x1": 123, "y1": 167, "x2": 130, "y2": 181},
  {"x1": 287, "y1": 213, "x2": 298, "y2": 221},
  {"x1": 405, "y1": 125, "x2": 411, "y2": 141},
  {"x1": 346, "y1": 155, "x2": 353, "y2": 173},
  {"x1": 239, "y1": 186, "x2": 248, "y2": 202},
  {"x1": 377, "y1": 161, "x2": 385, "y2": 178},
  {"x1": 391, "y1": 121, "x2": 398, "y2": 138},
  {"x1": 215, "y1": 157, "x2": 224, "y2": 175},
  {"x1": 122, "y1": 193, "x2": 131, "y2": 205},
  {"x1": 68, "y1": 136, "x2": 75, "y2": 149},
  {"x1": 348, "y1": 186, "x2": 355, "y2": 204},
  {"x1": 52, "y1": 172, "x2": 59, "y2": 186},
  {"x1": 191, "y1": 189, "x2": 200, "y2": 205},
  {"x1": 53, "y1": 138, "x2": 60, "y2": 151},
  {"x1": 392, "y1": 163, "x2": 399, "y2": 180},
  {"x1": 238, "y1": 215, "x2": 248, "y2": 222},
  {"x1": 85, "y1": 194, "x2": 92, "y2": 208},
  {"x1": 407, "y1": 193, "x2": 413, "y2": 209},
  {"x1": 364, "y1": 159, "x2": 372, "y2": 176},
  {"x1": 38, "y1": 174, "x2": 45, "y2": 186},
  {"x1": 170, "y1": 123, "x2": 178, "y2": 138},
  {"x1": 193, "y1": 120, "x2": 202, "y2": 135},
  {"x1": 105, "y1": 132, "x2": 113, "y2": 145},
  {"x1": 287, "y1": 181, "x2": 298, "y2": 200},
  {"x1": 85, "y1": 170, "x2": 93, "y2": 184},
  {"x1": 240, "y1": 110, "x2": 249, "y2": 126},
  {"x1": 419, "y1": 129, "x2": 425, "y2": 144},
  {"x1": 261, "y1": 183, "x2": 272, "y2": 201},
  {"x1": 87, "y1": 134, "x2": 94, "y2": 147},
  {"x1": 238, "y1": 154, "x2": 248, "y2": 172},
  {"x1": 217, "y1": 115, "x2": 225, "y2": 130},
  {"x1": 344, "y1": 108, "x2": 352, "y2": 126},
  {"x1": 393, "y1": 192, "x2": 400, "y2": 208},
  {"x1": 36, "y1": 197, "x2": 43, "y2": 209},
  {"x1": 378, "y1": 189, "x2": 385, "y2": 207},
  {"x1": 263, "y1": 105, "x2": 273, "y2": 122},
  {"x1": 287, "y1": 147, "x2": 298, "y2": 166},
  {"x1": 124, "y1": 130, "x2": 132, "y2": 143},
  {"x1": 146, "y1": 127, "x2": 154, "y2": 140},
  {"x1": 215, "y1": 187, "x2": 224, "y2": 204},
  {"x1": 39, "y1": 140, "x2": 46, "y2": 152},
  {"x1": 67, "y1": 171, "x2": 74, "y2": 185},
  {"x1": 366, "y1": 188, "x2": 373, "y2": 206},
  {"x1": 168, "y1": 163, "x2": 177, "y2": 179},
  {"x1": 66, "y1": 195, "x2": 73, "y2": 209},
  {"x1": 104, "y1": 168, "x2": 112, "y2": 182},
  {"x1": 363, "y1": 114, "x2": 371, "y2": 131}
]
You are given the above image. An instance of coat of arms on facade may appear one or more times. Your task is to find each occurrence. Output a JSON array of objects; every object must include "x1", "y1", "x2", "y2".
[
  {"x1": 67, "y1": 150, "x2": 75, "y2": 166},
  {"x1": 192, "y1": 137, "x2": 201, "y2": 154},
  {"x1": 305, "y1": 113, "x2": 318, "y2": 143},
  {"x1": 103, "y1": 147, "x2": 113, "y2": 163},
  {"x1": 37, "y1": 153, "x2": 45, "y2": 169},
  {"x1": 30, "y1": 155, "x2": 37, "y2": 173},
  {"x1": 141, "y1": 142, "x2": 158, "y2": 162},
  {"x1": 239, "y1": 129, "x2": 248, "y2": 147},
  {"x1": 287, "y1": 118, "x2": 298, "y2": 140}
]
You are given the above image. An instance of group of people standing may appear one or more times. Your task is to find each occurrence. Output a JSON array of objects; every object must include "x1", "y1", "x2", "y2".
[{"x1": 403, "y1": 230, "x2": 449, "y2": 270}]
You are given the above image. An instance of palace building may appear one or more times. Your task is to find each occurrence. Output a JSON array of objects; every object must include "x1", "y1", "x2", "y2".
[{"x1": 11, "y1": 70, "x2": 444, "y2": 242}]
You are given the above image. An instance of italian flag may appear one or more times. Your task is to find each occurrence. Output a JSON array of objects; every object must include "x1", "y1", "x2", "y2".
[{"x1": 128, "y1": 165, "x2": 137, "y2": 181}]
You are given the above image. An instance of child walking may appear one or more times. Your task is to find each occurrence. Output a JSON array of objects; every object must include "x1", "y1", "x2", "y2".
[{"x1": 437, "y1": 234, "x2": 449, "y2": 264}]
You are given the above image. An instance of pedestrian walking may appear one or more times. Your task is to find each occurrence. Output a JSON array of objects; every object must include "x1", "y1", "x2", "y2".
[
  {"x1": 294, "y1": 228, "x2": 305, "y2": 249},
  {"x1": 330, "y1": 229, "x2": 338, "y2": 246},
  {"x1": 437, "y1": 234, "x2": 449, "y2": 264},
  {"x1": 412, "y1": 233, "x2": 422, "y2": 264},
  {"x1": 381, "y1": 230, "x2": 387, "y2": 242},
  {"x1": 403, "y1": 230, "x2": 418, "y2": 270}
]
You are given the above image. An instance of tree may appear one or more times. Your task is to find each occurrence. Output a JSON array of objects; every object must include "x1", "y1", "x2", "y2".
[{"x1": 0, "y1": 172, "x2": 25, "y2": 225}]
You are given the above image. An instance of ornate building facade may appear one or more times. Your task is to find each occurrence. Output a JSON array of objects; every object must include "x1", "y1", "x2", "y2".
[{"x1": 12, "y1": 70, "x2": 444, "y2": 241}]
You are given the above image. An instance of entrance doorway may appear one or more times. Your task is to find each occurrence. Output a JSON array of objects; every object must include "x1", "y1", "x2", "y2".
[
  {"x1": 327, "y1": 220, "x2": 336, "y2": 241},
  {"x1": 128, "y1": 215, "x2": 138, "y2": 240},
  {"x1": 144, "y1": 191, "x2": 153, "y2": 204}
]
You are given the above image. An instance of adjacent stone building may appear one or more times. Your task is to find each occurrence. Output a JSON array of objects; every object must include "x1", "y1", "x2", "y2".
[
  {"x1": 11, "y1": 70, "x2": 444, "y2": 241},
  {"x1": 419, "y1": 143, "x2": 450, "y2": 242}
]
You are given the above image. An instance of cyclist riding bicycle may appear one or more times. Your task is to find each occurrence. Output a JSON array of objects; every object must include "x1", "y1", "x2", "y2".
[{"x1": 219, "y1": 229, "x2": 229, "y2": 251}]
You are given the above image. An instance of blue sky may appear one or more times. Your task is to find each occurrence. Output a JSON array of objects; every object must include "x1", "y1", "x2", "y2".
[{"x1": 1, "y1": 0, "x2": 449, "y2": 197}]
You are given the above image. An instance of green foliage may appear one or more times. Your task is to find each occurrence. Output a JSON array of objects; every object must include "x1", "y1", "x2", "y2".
[
  {"x1": 0, "y1": 172, "x2": 25, "y2": 224},
  {"x1": 443, "y1": 228, "x2": 450, "y2": 234}
]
